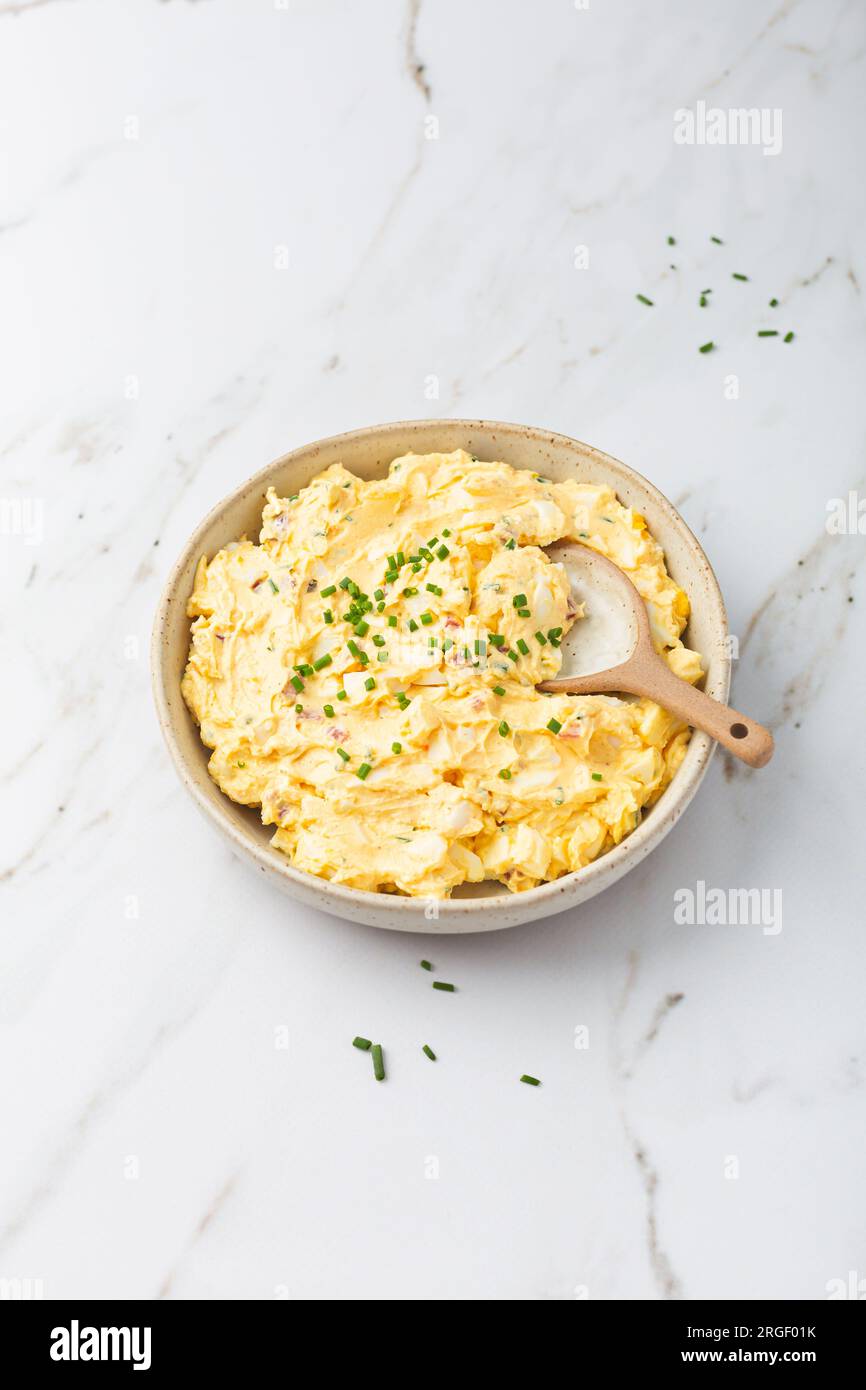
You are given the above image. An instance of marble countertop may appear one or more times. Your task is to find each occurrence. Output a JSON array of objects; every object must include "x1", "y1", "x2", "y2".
[{"x1": 1, "y1": 0, "x2": 864, "y2": 1301}]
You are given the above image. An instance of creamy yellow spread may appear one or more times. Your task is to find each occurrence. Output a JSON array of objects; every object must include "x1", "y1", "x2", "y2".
[{"x1": 182, "y1": 450, "x2": 703, "y2": 897}]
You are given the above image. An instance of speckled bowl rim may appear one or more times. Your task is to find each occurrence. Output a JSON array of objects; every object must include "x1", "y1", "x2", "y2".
[{"x1": 152, "y1": 420, "x2": 729, "y2": 929}]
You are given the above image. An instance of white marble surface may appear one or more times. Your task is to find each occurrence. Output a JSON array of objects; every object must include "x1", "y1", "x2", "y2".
[{"x1": 1, "y1": 0, "x2": 864, "y2": 1301}]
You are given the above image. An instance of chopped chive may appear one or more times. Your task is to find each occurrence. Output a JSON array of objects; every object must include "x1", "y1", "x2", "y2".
[
  {"x1": 387, "y1": 615, "x2": 397, "y2": 627},
  {"x1": 337, "y1": 689, "x2": 348, "y2": 701},
  {"x1": 520, "y1": 1074, "x2": 541, "y2": 1086},
  {"x1": 396, "y1": 551, "x2": 405, "y2": 567},
  {"x1": 372, "y1": 633, "x2": 386, "y2": 647},
  {"x1": 268, "y1": 577, "x2": 279, "y2": 593},
  {"x1": 420, "y1": 959, "x2": 432, "y2": 970},
  {"x1": 356, "y1": 762, "x2": 372, "y2": 779},
  {"x1": 323, "y1": 609, "x2": 333, "y2": 624},
  {"x1": 636, "y1": 293, "x2": 654, "y2": 306},
  {"x1": 498, "y1": 768, "x2": 512, "y2": 780},
  {"x1": 294, "y1": 703, "x2": 303, "y2": 713},
  {"x1": 769, "y1": 297, "x2": 779, "y2": 307},
  {"x1": 698, "y1": 341, "x2": 715, "y2": 353},
  {"x1": 339, "y1": 577, "x2": 351, "y2": 590},
  {"x1": 442, "y1": 529, "x2": 451, "y2": 537},
  {"x1": 337, "y1": 747, "x2": 350, "y2": 762},
  {"x1": 433, "y1": 981, "x2": 455, "y2": 992},
  {"x1": 402, "y1": 587, "x2": 418, "y2": 598},
  {"x1": 353, "y1": 620, "x2": 369, "y2": 637},
  {"x1": 236, "y1": 761, "x2": 246, "y2": 768},
  {"x1": 408, "y1": 618, "x2": 418, "y2": 632},
  {"x1": 290, "y1": 674, "x2": 304, "y2": 693},
  {"x1": 498, "y1": 720, "x2": 510, "y2": 737},
  {"x1": 732, "y1": 272, "x2": 748, "y2": 281},
  {"x1": 699, "y1": 294, "x2": 708, "y2": 307},
  {"x1": 517, "y1": 607, "x2": 530, "y2": 618},
  {"x1": 371, "y1": 1043, "x2": 385, "y2": 1081},
  {"x1": 313, "y1": 653, "x2": 332, "y2": 670},
  {"x1": 426, "y1": 583, "x2": 443, "y2": 596},
  {"x1": 420, "y1": 611, "x2": 433, "y2": 625},
  {"x1": 323, "y1": 703, "x2": 335, "y2": 717},
  {"x1": 391, "y1": 742, "x2": 402, "y2": 754},
  {"x1": 710, "y1": 235, "x2": 723, "y2": 244},
  {"x1": 353, "y1": 1036, "x2": 371, "y2": 1050},
  {"x1": 507, "y1": 649, "x2": 518, "y2": 663},
  {"x1": 667, "y1": 235, "x2": 676, "y2": 245},
  {"x1": 516, "y1": 638, "x2": 529, "y2": 655},
  {"x1": 534, "y1": 631, "x2": 547, "y2": 645},
  {"x1": 436, "y1": 544, "x2": 449, "y2": 560},
  {"x1": 592, "y1": 771, "x2": 603, "y2": 781},
  {"x1": 513, "y1": 593, "x2": 527, "y2": 609},
  {"x1": 505, "y1": 538, "x2": 516, "y2": 550},
  {"x1": 784, "y1": 331, "x2": 795, "y2": 342},
  {"x1": 374, "y1": 588, "x2": 384, "y2": 601},
  {"x1": 489, "y1": 634, "x2": 505, "y2": 648},
  {"x1": 547, "y1": 717, "x2": 562, "y2": 734},
  {"x1": 757, "y1": 329, "x2": 778, "y2": 337},
  {"x1": 364, "y1": 677, "x2": 375, "y2": 691},
  {"x1": 492, "y1": 684, "x2": 506, "y2": 696},
  {"x1": 422, "y1": 1044, "x2": 437, "y2": 1061}
]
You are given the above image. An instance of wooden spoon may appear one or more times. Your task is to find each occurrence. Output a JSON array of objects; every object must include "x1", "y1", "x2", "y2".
[{"x1": 538, "y1": 543, "x2": 774, "y2": 768}]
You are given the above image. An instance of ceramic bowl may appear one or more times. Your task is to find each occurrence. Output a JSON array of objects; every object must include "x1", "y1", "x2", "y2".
[{"x1": 152, "y1": 420, "x2": 730, "y2": 931}]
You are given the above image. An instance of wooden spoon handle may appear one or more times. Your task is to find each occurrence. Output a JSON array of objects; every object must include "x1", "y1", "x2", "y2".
[
  {"x1": 621, "y1": 654, "x2": 774, "y2": 767},
  {"x1": 542, "y1": 657, "x2": 774, "y2": 767}
]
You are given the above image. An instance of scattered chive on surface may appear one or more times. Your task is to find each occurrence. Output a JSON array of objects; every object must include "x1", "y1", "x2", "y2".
[
  {"x1": 520, "y1": 1074, "x2": 541, "y2": 1087},
  {"x1": 636, "y1": 293, "x2": 654, "y2": 306},
  {"x1": 391, "y1": 742, "x2": 402, "y2": 754},
  {"x1": 433, "y1": 981, "x2": 455, "y2": 992},
  {"x1": 498, "y1": 720, "x2": 510, "y2": 737},
  {"x1": 371, "y1": 1044, "x2": 385, "y2": 1081},
  {"x1": 352, "y1": 1036, "x2": 372, "y2": 1051},
  {"x1": 699, "y1": 341, "x2": 716, "y2": 354},
  {"x1": 592, "y1": 772, "x2": 603, "y2": 782},
  {"x1": 547, "y1": 717, "x2": 562, "y2": 734},
  {"x1": 758, "y1": 330, "x2": 778, "y2": 337},
  {"x1": 321, "y1": 584, "x2": 336, "y2": 597},
  {"x1": 492, "y1": 684, "x2": 506, "y2": 696},
  {"x1": 323, "y1": 703, "x2": 335, "y2": 717},
  {"x1": 422, "y1": 1044, "x2": 437, "y2": 1061},
  {"x1": 710, "y1": 235, "x2": 723, "y2": 244},
  {"x1": 420, "y1": 959, "x2": 433, "y2": 971},
  {"x1": 498, "y1": 768, "x2": 512, "y2": 780},
  {"x1": 769, "y1": 298, "x2": 779, "y2": 307},
  {"x1": 356, "y1": 762, "x2": 372, "y2": 780},
  {"x1": 268, "y1": 578, "x2": 279, "y2": 593},
  {"x1": 784, "y1": 331, "x2": 795, "y2": 342},
  {"x1": 732, "y1": 272, "x2": 749, "y2": 281},
  {"x1": 337, "y1": 747, "x2": 350, "y2": 763}
]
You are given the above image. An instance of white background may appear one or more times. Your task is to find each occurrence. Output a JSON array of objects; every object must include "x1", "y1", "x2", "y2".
[{"x1": 1, "y1": 0, "x2": 864, "y2": 1300}]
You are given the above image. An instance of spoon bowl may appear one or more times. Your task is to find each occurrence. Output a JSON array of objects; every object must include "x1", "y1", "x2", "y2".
[{"x1": 540, "y1": 543, "x2": 774, "y2": 769}]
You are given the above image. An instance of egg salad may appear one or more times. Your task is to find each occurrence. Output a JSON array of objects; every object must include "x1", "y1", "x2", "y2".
[{"x1": 182, "y1": 450, "x2": 703, "y2": 897}]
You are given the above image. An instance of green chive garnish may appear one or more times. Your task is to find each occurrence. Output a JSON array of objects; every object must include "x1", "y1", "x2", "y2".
[
  {"x1": 710, "y1": 235, "x2": 723, "y2": 244},
  {"x1": 371, "y1": 1044, "x2": 385, "y2": 1081},
  {"x1": 517, "y1": 638, "x2": 529, "y2": 655},
  {"x1": 489, "y1": 634, "x2": 505, "y2": 648},
  {"x1": 784, "y1": 331, "x2": 794, "y2": 343},
  {"x1": 321, "y1": 584, "x2": 336, "y2": 597},
  {"x1": 420, "y1": 959, "x2": 432, "y2": 970},
  {"x1": 290, "y1": 674, "x2": 304, "y2": 693},
  {"x1": 698, "y1": 341, "x2": 715, "y2": 353},
  {"x1": 337, "y1": 747, "x2": 350, "y2": 763},
  {"x1": 356, "y1": 762, "x2": 372, "y2": 779},
  {"x1": 323, "y1": 609, "x2": 333, "y2": 624},
  {"x1": 636, "y1": 293, "x2": 654, "y2": 306},
  {"x1": 420, "y1": 611, "x2": 433, "y2": 625},
  {"x1": 498, "y1": 768, "x2": 512, "y2": 780},
  {"x1": 699, "y1": 294, "x2": 708, "y2": 307},
  {"x1": 392, "y1": 742, "x2": 402, "y2": 754},
  {"x1": 492, "y1": 684, "x2": 505, "y2": 696},
  {"x1": 732, "y1": 272, "x2": 748, "y2": 281},
  {"x1": 353, "y1": 1036, "x2": 371, "y2": 1050},
  {"x1": 364, "y1": 677, "x2": 375, "y2": 691},
  {"x1": 667, "y1": 235, "x2": 675, "y2": 245},
  {"x1": 387, "y1": 615, "x2": 397, "y2": 627},
  {"x1": 268, "y1": 578, "x2": 279, "y2": 593},
  {"x1": 520, "y1": 1074, "x2": 541, "y2": 1086},
  {"x1": 592, "y1": 772, "x2": 603, "y2": 781},
  {"x1": 353, "y1": 620, "x2": 369, "y2": 637},
  {"x1": 426, "y1": 583, "x2": 443, "y2": 596},
  {"x1": 535, "y1": 631, "x2": 547, "y2": 645},
  {"x1": 769, "y1": 298, "x2": 779, "y2": 307},
  {"x1": 757, "y1": 329, "x2": 778, "y2": 337},
  {"x1": 498, "y1": 720, "x2": 510, "y2": 737},
  {"x1": 436, "y1": 545, "x2": 449, "y2": 560},
  {"x1": 513, "y1": 594, "x2": 527, "y2": 609},
  {"x1": 313, "y1": 653, "x2": 332, "y2": 670},
  {"x1": 323, "y1": 703, "x2": 335, "y2": 717},
  {"x1": 422, "y1": 1044, "x2": 436, "y2": 1061},
  {"x1": 337, "y1": 689, "x2": 348, "y2": 701},
  {"x1": 433, "y1": 982, "x2": 455, "y2": 992},
  {"x1": 547, "y1": 718, "x2": 562, "y2": 734}
]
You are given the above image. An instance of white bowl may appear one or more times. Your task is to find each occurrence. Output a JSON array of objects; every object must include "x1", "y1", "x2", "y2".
[{"x1": 152, "y1": 420, "x2": 730, "y2": 931}]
